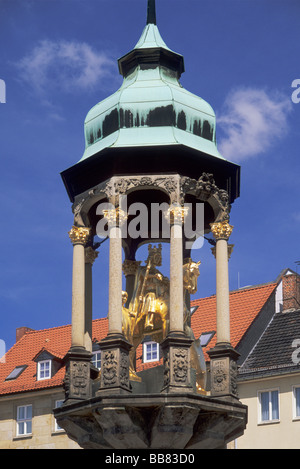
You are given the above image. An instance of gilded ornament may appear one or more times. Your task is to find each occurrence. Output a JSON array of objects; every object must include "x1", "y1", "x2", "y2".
[
  {"x1": 210, "y1": 220, "x2": 233, "y2": 240},
  {"x1": 165, "y1": 205, "x2": 189, "y2": 224},
  {"x1": 121, "y1": 245, "x2": 206, "y2": 392},
  {"x1": 68, "y1": 226, "x2": 91, "y2": 245},
  {"x1": 102, "y1": 207, "x2": 128, "y2": 227}
]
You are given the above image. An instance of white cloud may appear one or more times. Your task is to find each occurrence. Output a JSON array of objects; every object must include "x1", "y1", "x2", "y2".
[
  {"x1": 16, "y1": 39, "x2": 116, "y2": 96},
  {"x1": 217, "y1": 87, "x2": 292, "y2": 161}
]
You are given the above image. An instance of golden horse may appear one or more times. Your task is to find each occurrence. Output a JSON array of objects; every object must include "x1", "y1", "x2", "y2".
[{"x1": 122, "y1": 246, "x2": 206, "y2": 393}]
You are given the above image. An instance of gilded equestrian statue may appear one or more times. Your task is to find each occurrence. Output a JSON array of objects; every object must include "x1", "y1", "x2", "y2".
[{"x1": 122, "y1": 244, "x2": 206, "y2": 393}]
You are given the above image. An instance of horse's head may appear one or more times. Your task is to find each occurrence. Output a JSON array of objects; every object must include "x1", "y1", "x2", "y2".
[{"x1": 183, "y1": 260, "x2": 201, "y2": 294}]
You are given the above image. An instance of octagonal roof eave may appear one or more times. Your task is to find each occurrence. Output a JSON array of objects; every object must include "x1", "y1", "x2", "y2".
[{"x1": 79, "y1": 126, "x2": 228, "y2": 163}]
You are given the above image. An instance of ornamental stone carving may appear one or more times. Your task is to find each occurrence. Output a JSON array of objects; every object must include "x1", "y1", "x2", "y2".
[
  {"x1": 161, "y1": 334, "x2": 193, "y2": 393},
  {"x1": 180, "y1": 173, "x2": 231, "y2": 220},
  {"x1": 119, "y1": 351, "x2": 130, "y2": 389},
  {"x1": 230, "y1": 359, "x2": 238, "y2": 397},
  {"x1": 211, "y1": 243, "x2": 234, "y2": 260},
  {"x1": 173, "y1": 348, "x2": 189, "y2": 383},
  {"x1": 208, "y1": 346, "x2": 240, "y2": 398},
  {"x1": 63, "y1": 352, "x2": 92, "y2": 401},
  {"x1": 122, "y1": 259, "x2": 141, "y2": 277},
  {"x1": 163, "y1": 350, "x2": 170, "y2": 388},
  {"x1": 102, "y1": 350, "x2": 118, "y2": 386},
  {"x1": 211, "y1": 359, "x2": 228, "y2": 393},
  {"x1": 85, "y1": 246, "x2": 99, "y2": 265}
]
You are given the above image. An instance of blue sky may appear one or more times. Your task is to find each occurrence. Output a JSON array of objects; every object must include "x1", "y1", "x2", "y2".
[{"x1": 0, "y1": 0, "x2": 299, "y2": 353}]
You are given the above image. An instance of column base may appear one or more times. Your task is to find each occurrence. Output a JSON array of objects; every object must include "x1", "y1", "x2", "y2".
[
  {"x1": 207, "y1": 343, "x2": 240, "y2": 400},
  {"x1": 63, "y1": 347, "x2": 92, "y2": 403},
  {"x1": 97, "y1": 333, "x2": 132, "y2": 395},
  {"x1": 160, "y1": 332, "x2": 194, "y2": 394}
]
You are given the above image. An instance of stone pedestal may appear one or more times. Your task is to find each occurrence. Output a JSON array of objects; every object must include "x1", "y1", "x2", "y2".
[
  {"x1": 160, "y1": 332, "x2": 194, "y2": 393},
  {"x1": 54, "y1": 392, "x2": 247, "y2": 449},
  {"x1": 97, "y1": 334, "x2": 132, "y2": 395},
  {"x1": 208, "y1": 343, "x2": 239, "y2": 399},
  {"x1": 63, "y1": 348, "x2": 92, "y2": 402}
]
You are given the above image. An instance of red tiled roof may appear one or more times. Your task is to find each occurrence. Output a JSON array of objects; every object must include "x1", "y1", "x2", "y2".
[
  {"x1": 0, "y1": 319, "x2": 108, "y2": 396},
  {"x1": 191, "y1": 282, "x2": 277, "y2": 360},
  {"x1": 0, "y1": 282, "x2": 277, "y2": 396}
]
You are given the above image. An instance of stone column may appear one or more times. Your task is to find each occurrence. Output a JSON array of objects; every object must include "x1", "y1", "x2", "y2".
[
  {"x1": 168, "y1": 206, "x2": 188, "y2": 333},
  {"x1": 84, "y1": 246, "x2": 98, "y2": 353},
  {"x1": 97, "y1": 207, "x2": 132, "y2": 395},
  {"x1": 64, "y1": 225, "x2": 92, "y2": 403},
  {"x1": 161, "y1": 206, "x2": 193, "y2": 394},
  {"x1": 68, "y1": 225, "x2": 91, "y2": 349},
  {"x1": 103, "y1": 207, "x2": 127, "y2": 335},
  {"x1": 208, "y1": 220, "x2": 239, "y2": 400},
  {"x1": 210, "y1": 220, "x2": 233, "y2": 345}
]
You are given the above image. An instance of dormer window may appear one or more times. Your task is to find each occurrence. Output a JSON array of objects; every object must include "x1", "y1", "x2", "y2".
[
  {"x1": 37, "y1": 359, "x2": 51, "y2": 380},
  {"x1": 33, "y1": 348, "x2": 62, "y2": 381}
]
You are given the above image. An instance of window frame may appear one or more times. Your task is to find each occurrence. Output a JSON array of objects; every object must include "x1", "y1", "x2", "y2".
[
  {"x1": 5, "y1": 365, "x2": 27, "y2": 381},
  {"x1": 199, "y1": 331, "x2": 216, "y2": 347},
  {"x1": 143, "y1": 341, "x2": 159, "y2": 363},
  {"x1": 16, "y1": 404, "x2": 32, "y2": 437},
  {"x1": 37, "y1": 359, "x2": 52, "y2": 380},
  {"x1": 257, "y1": 388, "x2": 280, "y2": 425},
  {"x1": 91, "y1": 350, "x2": 101, "y2": 370},
  {"x1": 54, "y1": 399, "x2": 64, "y2": 432},
  {"x1": 292, "y1": 385, "x2": 300, "y2": 421}
]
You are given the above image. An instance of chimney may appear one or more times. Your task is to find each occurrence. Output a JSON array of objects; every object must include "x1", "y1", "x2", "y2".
[
  {"x1": 282, "y1": 272, "x2": 300, "y2": 312},
  {"x1": 16, "y1": 326, "x2": 34, "y2": 342}
]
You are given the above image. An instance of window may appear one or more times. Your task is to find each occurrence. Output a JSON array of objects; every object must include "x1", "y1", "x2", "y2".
[
  {"x1": 5, "y1": 365, "x2": 27, "y2": 381},
  {"x1": 143, "y1": 341, "x2": 159, "y2": 363},
  {"x1": 16, "y1": 405, "x2": 32, "y2": 436},
  {"x1": 54, "y1": 400, "x2": 64, "y2": 432},
  {"x1": 91, "y1": 351, "x2": 101, "y2": 369},
  {"x1": 37, "y1": 360, "x2": 51, "y2": 380},
  {"x1": 258, "y1": 389, "x2": 279, "y2": 423},
  {"x1": 293, "y1": 386, "x2": 300, "y2": 420},
  {"x1": 199, "y1": 331, "x2": 215, "y2": 347}
]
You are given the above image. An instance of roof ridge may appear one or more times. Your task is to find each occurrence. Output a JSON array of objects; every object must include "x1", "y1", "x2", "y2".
[
  {"x1": 18, "y1": 316, "x2": 108, "y2": 337},
  {"x1": 23, "y1": 322, "x2": 71, "y2": 337},
  {"x1": 229, "y1": 281, "x2": 277, "y2": 295},
  {"x1": 191, "y1": 281, "x2": 277, "y2": 305}
]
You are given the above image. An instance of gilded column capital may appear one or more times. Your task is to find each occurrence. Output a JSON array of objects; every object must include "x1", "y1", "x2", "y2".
[
  {"x1": 85, "y1": 246, "x2": 99, "y2": 265},
  {"x1": 165, "y1": 205, "x2": 189, "y2": 225},
  {"x1": 122, "y1": 259, "x2": 141, "y2": 277},
  {"x1": 103, "y1": 207, "x2": 128, "y2": 227},
  {"x1": 68, "y1": 225, "x2": 91, "y2": 246},
  {"x1": 210, "y1": 220, "x2": 233, "y2": 241}
]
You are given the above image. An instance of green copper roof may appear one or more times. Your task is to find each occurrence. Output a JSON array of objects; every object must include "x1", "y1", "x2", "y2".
[
  {"x1": 79, "y1": 3, "x2": 225, "y2": 163},
  {"x1": 134, "y1": 23, "x2": 171, "y2": 51}
]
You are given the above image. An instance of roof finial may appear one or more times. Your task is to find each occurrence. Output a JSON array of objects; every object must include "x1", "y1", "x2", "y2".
[{"x1": 147, "y1": 0, "x2": 157, "y2": 25}]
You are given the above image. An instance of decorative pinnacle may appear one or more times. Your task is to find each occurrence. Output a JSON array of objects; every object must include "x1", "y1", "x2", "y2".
[{"x1": 147, "y1": 0, "x2": 157, "y2": 25}]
